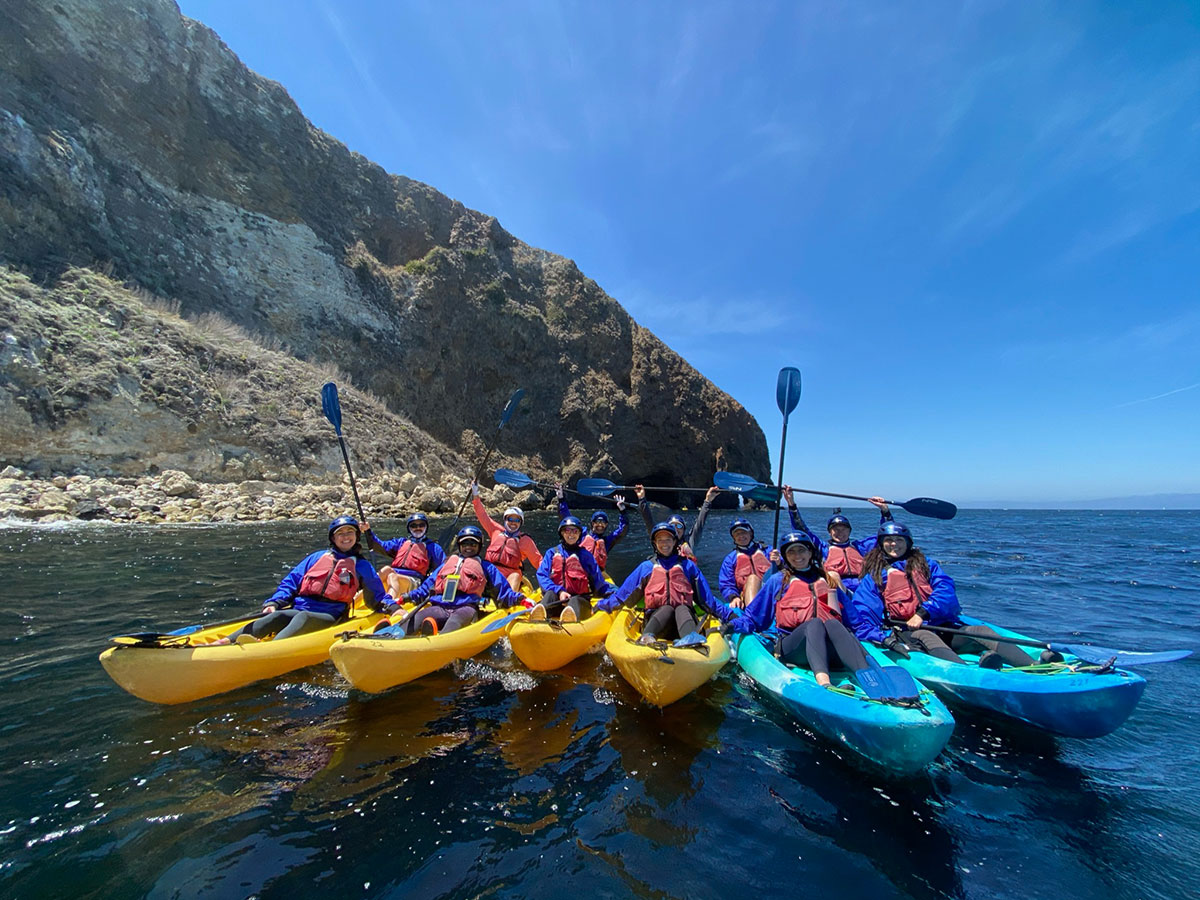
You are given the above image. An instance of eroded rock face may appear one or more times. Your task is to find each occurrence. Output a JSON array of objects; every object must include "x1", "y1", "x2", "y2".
[{"x1": 0, "y1": 0, "x2": 770, "y2": 488}]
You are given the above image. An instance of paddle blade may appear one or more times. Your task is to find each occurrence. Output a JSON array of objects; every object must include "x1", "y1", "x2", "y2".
[
  {"x1": 747, "y1": 485, "x2": 781, "y2": 505},
  {"x1": 673, "y1": 631, "x2": 707, "y2": 648},
  {"x1": 499, "y1": 388, "x2": 525, "y2": 426},
  {"x1": 494, "y1": 468, "x2": 534, "y2": 489},
  {"x1": 714, "y1": 471, "x2": 764, "y2": 493},
  {"x1": 859, "y1": 654, "x2": 921, "y2": 700},
  {"x1": 1054, "y1": 643, "x2": 1193, "y2": 666},
  {"x1": 321, "y1": 382, "x2": 343, "y2": 435},
  {"x1": 482, "y1": 609, "x2": 529, "y2": 634},
  {"x1": 899, "y1": 497, "x2": 958, "y2": 520},
  {"x1": 577, "y1": 477, "x2": 620, "y2": 497},
  {"x1": 776, "y1": 367, "x2": 802, "y2": 417}
]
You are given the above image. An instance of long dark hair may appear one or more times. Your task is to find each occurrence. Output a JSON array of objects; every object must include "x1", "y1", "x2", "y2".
[{"x1": 861, "y1": 543, "x2": 930, "y2": 593}]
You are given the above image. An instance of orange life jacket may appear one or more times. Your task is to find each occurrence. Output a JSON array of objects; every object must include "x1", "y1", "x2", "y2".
[
  {"x1": 882, "y1": 564, "x2": 932, "y2": 621},
  {"x1": 433, "y1": 555, "x2": 487, "y2": 598},
  {"x1": 486, "y1": 530, "x2": 523, "y2": 571},
  {"x1": 643, "y1": 561, "x2": 695, "y2": 610},
  {"x1": 581, "y1": 533, "x2": 607, "y2": 570},
  {"x1": 824, "y1": 543, "x2": 864, "y2": 578},
  {"x1": 298, "y1": 552, "x2": 360, "y2": 605},
  {"x1": 390, "y1": 539, "x2": 431, "y2": 575},
  {"x1": 774, "y1": 573, "x2": 837, "y2": 630},
  {"x1": 550, "y1": 549, "x2": 593, "y2": 596},
  {"x1": 733, "y1": 546, "x2": 770, "y2": 589}
]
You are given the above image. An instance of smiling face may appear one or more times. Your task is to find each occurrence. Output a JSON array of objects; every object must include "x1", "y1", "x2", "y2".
[
  {"x1": 829, "y1": 523, "x2": 851, "y2": 543},
  {"x1": 880, "y1": 535, "x2": 910, "y2": 559},
  {"x1": 591, "y1": 519, "x2": 608, "y2": 535},
  {"x1": 457, "y1": 538, "x2": 482, "y2": 558},
  {"x1": 653, "y1": 532, "x2": 678, "y2": 556},
  {"x1": 408, "y1": 522, "x2": 427, "y2": 539},
  {"x1": 331, "y1": 526, "x2": 359, "y2": 552},
  {"x1": 503, "y1": 515, "x2": 522, "y2": 532},
  {"x1": 560, "y1": 525, "x2": 582, "y2": 545},
  {"x1": 784, "y1": 543, "x2": 813, "y2": 569},
  {"x1": 732, "y1": 527, "x2": 753, "y2": 548}
]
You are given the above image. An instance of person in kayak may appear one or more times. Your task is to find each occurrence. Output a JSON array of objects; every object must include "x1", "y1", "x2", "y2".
[
  {"x1": 634, "y1": 484, "x2": 719, "y2": 560},
  {"x1": 729, "y1": 531, "x2": 869, "y2": 687},
  {"x1": 717, "y1": 517, "x2": 776, "y2": 609},
  {"x1": 397, "y1": 525, "x2": 526, "y2": 635},
  {"x1": 845, "y1": 521, "x2": 1039, "y2": 668},
  {"x1": 596, "y1": 521, "x2": 733, "y2": 644},
  {"x1": 218, "y1": 516, "x2": 393, "y2": 644},
  {"x1": 361, "y1": 512, "x2": 446, "y2": 596},
  {"x1": 555, "y1": 485, "x2": 629, "y2": 574},
  {"x1": 783, "y1": 486, "x2": 892, "y2": 597},
  {"x1": 471, "y1": 482, "x2": 543, "y2": 591},
  {"x1": 531, "y1": 516, "x2": 615, "y2": 623}
]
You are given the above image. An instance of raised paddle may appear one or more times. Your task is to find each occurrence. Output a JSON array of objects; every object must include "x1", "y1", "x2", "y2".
[
  {"x1": 772, "y1": 367, "x2": 803, "y2": 545},
  {"x1": 321, "y1": 382, "x2": 366, "y2": 522},
  {"x1": 714, "y1": 471, "x2": 958, "y2": 521},
  {"x1": 437, "y1": 388, "x2": 525, "y2": 548},
  {"x1": 887, "y1": 619, "x2": 1193, "y2": 667},
  {"x1": 494, "y1": 468, "x2": 592, "y2": 496},
  {"x1": 576, "y1": 477, "x2": 713, "y2": 497}
]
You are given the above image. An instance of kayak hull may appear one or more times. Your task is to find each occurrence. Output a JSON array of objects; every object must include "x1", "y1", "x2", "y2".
[
  {"x1": 890, "y1": 617, "x2": 1147, "y2": 738},
  {"x1": 735, "y1": 634, "x2": 955, "y2": 775},
  {"x1": 99, "y1": 607, "x2": 385, "y2": 704},
  {"x1": 330, "y1": 608, "x2": 509, "y2": 693},
  {"x1": 603, "y1": 608, "x2": 730, "y2": 707},
  {"x1": 509, "y1": 611, "x2": 614, "y2": 671}
]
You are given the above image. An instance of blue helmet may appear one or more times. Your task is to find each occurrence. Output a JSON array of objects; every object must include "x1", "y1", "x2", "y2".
[
  {"x1": 455, "y1": 525, "x2": 486, "y2": 549},
  {"x1": 729, "y1": 517, "x2": 754, "y2": 538},
  {"x1": 328, "y1": 515, "x2": 360, "y2": 542},
  {"x1": 651, "y1": 521, "x2": 681, "y2": 549},
  {"x1": 590, "y1": 510, "x2": 609, "y2": 524},
  {"x1": 559, "y1": 516, "x2": 584, "y2": 544},
  {"x1": 877, "y1": 521, "x2": 912, "y2": 551},
  {"x1": 779, "y1": 531, "x2": 817, "y2": 556},
  {"x1": 406, "y1": 513, "x2": 429, "y2": 532},
  {"x1": 667, "y1": 514, "x2": 686, "y2": 536},
  {"x1": 827, "y1": 511, "x2": 851, "y2": 532}
]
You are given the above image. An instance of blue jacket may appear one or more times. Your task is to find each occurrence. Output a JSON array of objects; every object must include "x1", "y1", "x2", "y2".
[
  {"x1": 596, "y1": 554, "x2": 735, "y2": 623},
  {"x1": 786, "y1": 506, "x2": 888, "y2": 561},
  {"x1": 407, "y1": 557, "x2": 524, "y2": 609},
  {"x1": 536, "y1": 544, "x2": 614, "y2": 597},
  {"x1": 730, "y1": 568, "x2": 828, "y2": 636},
  {"x1": 367, "y1": 532, "x2": 446, "y2": 578},
  {"x1": 717, "y1": 541, "x2": 776, "y2": 602},
  {"x1": 265, "y1": 550, "x2": 392, "y2": 617},
  {"x1": 844, "y1": 557, "x2": 960, "y2": 644},
  {"x1": 557, "y1": 500, "x2": 629, "y2": 553}
]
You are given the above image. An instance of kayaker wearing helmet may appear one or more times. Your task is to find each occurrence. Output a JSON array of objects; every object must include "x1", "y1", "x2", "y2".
[
  {"x1": 361, "y1": 512, "x2": 447, "y2": 596},
  {"x1": 555, "y1": 485, "x2": 629, "y2": 574},
  {"x1": 471, "y1": 482, "x2": 543, "y2": 591},
  {"x1": 729, "y1": 532, "x2": 869, "y2": 687},
  {"x1": 399, "y1": 525, "x2": 525, "y2": 635},
  {"x1": 783, "y1": 486, "x2": 893, "y2": 597},
  {"x1": 219, "y1": 516, "x2": 393, "y2": 644},
  {"x1": 532, "y1": 516, "x2": 614, "y2": 623},
  {"x1": 634, "y1": 484, "x2": 719, "y2": 560},
  {"x1": 717, "y1": 517, "x2": 776, "y2": 609},
  {"x1": 845, "y1": 521, "x2": 1039, "y2": 669},
  {"x1": 596, "y1": 521, "x2": 733, "y2": 644}
]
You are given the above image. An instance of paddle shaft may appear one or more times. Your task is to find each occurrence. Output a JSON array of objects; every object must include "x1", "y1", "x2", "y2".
[
  {"x1": 335, "y1": 434, "x2": 367, "y2": 522},
  {"x1": 888, "y1": 620, "x2": 1052, "y2": 652}
]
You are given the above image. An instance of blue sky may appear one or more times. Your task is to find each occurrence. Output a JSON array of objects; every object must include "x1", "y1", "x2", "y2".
[{"x1": 177, "y1": 1, "x2": 1199, "y2": 503}]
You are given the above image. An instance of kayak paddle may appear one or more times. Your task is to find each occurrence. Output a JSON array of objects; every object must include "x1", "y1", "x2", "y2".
[
  {"x1": 893, "y1": 621, "x2": 1193, "y2": 667},
  {"x1": 494, "y1": 468, "x2": 592, "y2": 496},
  {"x1": 576, "y1": 477, "x2": 712, "y2": 497},
  {"x1": 854, "y1": 654, "x2": 922, "y2": 702},
  {"x1": 714, "y1": 471, "x2": 958, "y2": 521},
  {"x1": 482, "y1": 607, "x2": 532, "y2": 634},
  {"x1": 772, "y1": 366, "x2": 802, "y2": 545},
  {"x1": 321, "y1": 382, "x2": 367, "y2": 522}
]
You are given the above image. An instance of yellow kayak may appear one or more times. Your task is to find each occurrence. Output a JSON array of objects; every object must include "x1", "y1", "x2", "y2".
[
  {"x1": 603, "y1": 608, "x2": 730, "y2": 707},
  {"x1": 509, "y1": 610, "x2": 614, "y2": 671},
  {"x1": 99, "y1": 600, "x2": 386, "y2": 705},
  {"x1": 330, "y1": 607, "x2": 510, "y2": 693}
]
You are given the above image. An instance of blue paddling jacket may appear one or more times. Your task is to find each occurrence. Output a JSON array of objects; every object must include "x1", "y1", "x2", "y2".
[
  {"x1": 265, "y1": 550, "x2": 392, "y2": 618},
  {"x1": 366, "y1": 531, "x2": 446, "y2": 579},
  {"x1": 596, "y1": 554, "x2": 735, "y2": 623},
  {"x1": 407, "y1": 557, "x2": 525, "y2": 609},
  {"x1": 717, "y1": 541, "x2": 777, "y2": 602},
  {"x1": 536, "y1": 544, "x2": 614, "y2": 598},
  {"x1": 729, "y1": 569, "x2": 829, "y2": 637},
  {"x1": 844, "y1": 557, "x2": 960, "y2": 644},
  {"x1": 557, "y1": 500, "x2": 629, "y2": 553}
]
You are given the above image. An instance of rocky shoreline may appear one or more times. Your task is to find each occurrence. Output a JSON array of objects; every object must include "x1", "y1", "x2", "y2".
[{"x1": 0, "y1": 466, "x2": 543, "y2": 526}]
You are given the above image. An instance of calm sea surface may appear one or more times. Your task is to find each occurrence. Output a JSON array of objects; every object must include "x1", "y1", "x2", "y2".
[{"x1": 1, "y1": 508, "x2": 1197, "y2": 899}]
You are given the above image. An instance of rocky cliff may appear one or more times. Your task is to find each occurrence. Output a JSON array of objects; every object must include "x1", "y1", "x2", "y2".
[{"x1": 0, "y1": 0, "x2": 770, "y2": 494}]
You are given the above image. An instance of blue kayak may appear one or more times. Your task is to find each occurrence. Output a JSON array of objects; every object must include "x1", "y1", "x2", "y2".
[
  {"x1": 885, "y1": 616, "x2": 1147, "y2": 738},
  {"x1": 733, "y1": 633, "x2": 955, "y2": 775}
]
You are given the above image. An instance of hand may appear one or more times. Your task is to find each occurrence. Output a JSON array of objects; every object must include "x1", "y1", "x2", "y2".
[
  {"x1": 826, "y1": 571, "x2": 844, "y2": 591},
  {"x1": 383, "y1": 601, "x2": 401, "y2": 615},
  {"x1": 521, "y1": 597, "x2": 536, "y2": 609},
  {"x1": 769, "y1": 548, "x2": 781, "y2": 565},
  {"x1": 782, "y1": 485, "x2": 794, "y2": 506},
  {"x1": 471, "y1": 480, "x2": 480, "y2": 498},
  {"x1": 905, "y1": 613, "x2": 924, "y2": 628},
  {"x1": 868, "y1": 496, "x2": 890, "y2": 514},
  {"x1": 634, "y1": 484, "x2": 646, "y2": 501},
  {"x1": 881, "y1": 631, "x2": 911, "y2": 658},
  {"x1": 558, "y1": 590, "x2": 571, "y2": 602},
  {"x1": 705, "y1": 486, "x2": 720, "y2": 503},
  {"x1": 555, "y1": 482, "x2": 564, "y2": 500},
  {"x1": 263, "y1": 604, "x2": 278, "y2": 614},
  {"x1": 615, "y1": 494, "x2": 627, "y2": 511},
  {"x1": 731, "y1": 596, "x2": 746, "y2": 609},
  {"x1": 360, "y1": 520, "x2": 373, "y2": 534}
]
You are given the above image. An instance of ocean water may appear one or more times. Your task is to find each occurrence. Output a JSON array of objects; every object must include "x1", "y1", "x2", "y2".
[{"x1": 0, "y1": 508, "x2": 1197, "y2": 899}]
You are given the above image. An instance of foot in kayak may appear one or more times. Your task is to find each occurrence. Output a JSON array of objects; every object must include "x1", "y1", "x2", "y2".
[
  {"x1": 529, "y1": 604, "x2": 548, "y2": 622},
  {"x1": 559, "y1": 606, "x2": 577, "y2": 624},
  {"x1": 235, "y1": 634, "x2": 260, "y2": 646},
  {"x1": 815, "y1": 672, "x2": 832, "y2": 687},
  {"x1": 1040, "y1": 649, "x2": 1065, "y2": 663},
  {"x1": 978, "y1": 650, "x2": 1004, "y2": 670}
]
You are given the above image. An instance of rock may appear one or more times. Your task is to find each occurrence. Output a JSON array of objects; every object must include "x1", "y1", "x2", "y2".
[
  {"x1": 52, "y1": 475, "x2": 70, "y2": 488},
  {"x1": 160, "y1": 469, "x2": 198, "y2": 497},
  {"x1": 0, "y1": 478, "x2": 23, "y2": 495},
  {"x1": 0, "y1": 466, "x2": 23, "y2": 478},
  {"x1": 74, "y1": 499, "x2": 108, "y2": 519},
  {"x1": 395, "y1": 472, "x2": 418, "y2": 493},
  {"x1": 108, "y1": 495, "x2": 132, "y2": 508}
]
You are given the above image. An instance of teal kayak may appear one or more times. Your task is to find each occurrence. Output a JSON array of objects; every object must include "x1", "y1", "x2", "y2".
[
  {"x1": 733, "y1": 633, "x2": 955, "y2": 775},
  {"x1": 885, "y1": 616, "x2": 1147, "y2": 738}
]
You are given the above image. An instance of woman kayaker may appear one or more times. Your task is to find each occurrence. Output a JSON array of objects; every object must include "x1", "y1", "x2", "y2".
[
  {"x1": 845, "y1": 521, "x2": 1039, "y2": 668},
  {"x1": 717, "y1": 517, "x2": 776, "y2": 609},
  {"x1": 556, "y1": 485, "x2": 629, "y2": 574},
  {"x1": 729, "y1": 532, "x2": 869, "y2": 687},
  {"x1": 634, "y1": 484, "x2": 719, "y2": 560},
  {"x1": 471, "y1": 482, "x2": 543, "y2": 591},
  {"x1": 400, "y1": 525, "x2": 526, "y2": 635},
  {"x1": 531, "y1": 516, "x2": 615, "y2": 623},
  {"x1": 783, "y1": 486, "x2": 892, "y2": 596},
  {"x1": 218, "y1": 516, "x2": 393, "y2": 644},
  {"x1": 362, "y1": 512, "x2": 446, "y2": 596},
  {"x1": 596, "y1": 521, "x2": 733, "y2": 644}
]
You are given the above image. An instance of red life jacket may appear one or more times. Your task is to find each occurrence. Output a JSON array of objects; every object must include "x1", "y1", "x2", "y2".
[
  {"x1": 433, "y1": 555, "x2": 487, "y2": 598},
  {"x1": 882, "y1": 564, "x2": 932, "y2": 621},
  {"x1": 298, "y1": 552, "x2": 360, "y2": 605},
  {"x1": 643, "y1": 561, "x2": 695, "y2": 610},
  {"x1": 733, "y1": 546, "x2": 770, "y2": 589},
  {"x1": 551, "y1": 549, "x2": 593, "y2": 596},
  {"x1": 390, "y1": 539, "x2": 431, "y2": 575},
  {"x1": 775, "y1": 573, "x2": 837, "y2": 629},
  {"x1": 486, "y1": 530, "x2": 523, "y2": 572},
  {"x1": 824, "y1": 543, "x2": 864, "y2": 578},
  {"x1": 581, "y1": 533, "x2": 607, "y2": 570}
]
